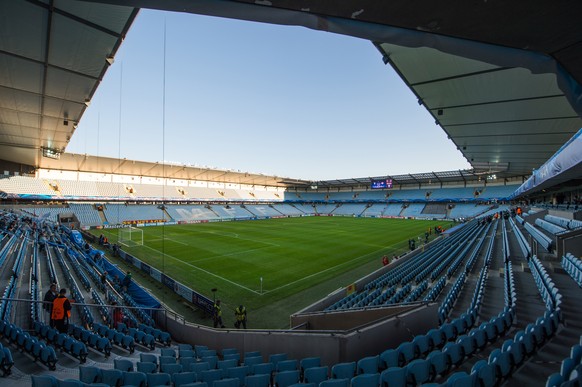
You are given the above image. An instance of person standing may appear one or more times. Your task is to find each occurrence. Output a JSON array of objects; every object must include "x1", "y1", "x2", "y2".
[
  {"x1": 52, "y1": 288, "x2": 72, "y2": 333},
  {"x1": 43, "y1": 283, "x2": 58, "y2": 327},
  {"x1": 234, "y1": 305, "x2": 247, "y2": 329},
  {"x1": 213, "y1": 300, "x2": 225, "y2": 328},
  {"x1": 111, "y1": 301, "x2": 123, "y2": 328}
]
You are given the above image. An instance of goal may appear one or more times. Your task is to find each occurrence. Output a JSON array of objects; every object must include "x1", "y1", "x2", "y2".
[{"x1": 118, "y1": 226, "x2": 144, "y2": 247}]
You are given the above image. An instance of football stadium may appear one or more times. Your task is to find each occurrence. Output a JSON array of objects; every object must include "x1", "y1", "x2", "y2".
[{"x1": 1, "y1": 1, "x2": 582, "y2": 387}]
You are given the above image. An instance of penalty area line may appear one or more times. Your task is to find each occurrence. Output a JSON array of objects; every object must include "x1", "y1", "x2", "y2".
[
  {"x1": 263, "y1": 242, "x2": 403, "y2": 294},
  {"x1": 138, "y1": 244, "x2": 261, "y2": 295}
]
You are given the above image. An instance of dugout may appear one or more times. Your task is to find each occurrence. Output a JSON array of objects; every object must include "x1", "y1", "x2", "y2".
[{"x1": 58, "y1": 212, "x2": 80, "y2": 229}]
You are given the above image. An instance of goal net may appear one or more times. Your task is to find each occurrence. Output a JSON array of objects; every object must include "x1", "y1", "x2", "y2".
[{"x1": 118, "y1": 226, "x2": 144, "y2": 247}]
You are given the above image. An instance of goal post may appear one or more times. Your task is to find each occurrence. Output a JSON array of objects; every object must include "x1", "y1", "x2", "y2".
[{"x1": 118, "y1": 226, "x2": 144, "y2": 247}]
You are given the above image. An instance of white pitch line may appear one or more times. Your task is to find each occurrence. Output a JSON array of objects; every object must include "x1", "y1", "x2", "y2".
[
  {"x1": 184, "y1": 228, "x2": 280, "y2": 247},
  {"x1": 165, "y1": 237, "x2": 188, "y2": 246},
  {"x1": 264, "y1": 243, "x2": 403, "y2": 294},
  {"x1": 138, "y1": 244, "x2": 261, "y2": 295},
  {"x1": 192, "y1": 245, "x2": 275, "y2": 263}
]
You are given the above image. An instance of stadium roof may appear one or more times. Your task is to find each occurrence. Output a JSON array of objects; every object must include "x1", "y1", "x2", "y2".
[
  {"x1": 0, "y1": 1, "x2": 138, "y2": 167},
  {"x1": 311, "y1": 168, "x2": 506, "y2": 190},
  {"x1": 38, "y1": 152, "x2": 311, "y2": 188},
  {"x1": 2, "y1": 1, "x2": 582, "y2": 190}
]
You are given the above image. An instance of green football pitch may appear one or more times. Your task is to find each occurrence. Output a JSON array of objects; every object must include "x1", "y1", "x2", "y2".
[{"x1": 93, "y1": 217, "x2": 452, "y2": 328}]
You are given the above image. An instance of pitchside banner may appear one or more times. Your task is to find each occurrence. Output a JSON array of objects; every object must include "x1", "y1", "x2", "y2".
[{"x1": 119, "y1": 250, "x2": 213, "y2": 315}]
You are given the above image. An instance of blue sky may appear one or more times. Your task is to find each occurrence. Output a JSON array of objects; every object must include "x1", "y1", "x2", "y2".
[{"x1": 67, "y1": 9, "x2": 470, "y2": 181}]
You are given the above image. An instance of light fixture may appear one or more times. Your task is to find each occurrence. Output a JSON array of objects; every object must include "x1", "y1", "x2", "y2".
[
  {"x1": 84, "y1": 99, "x2": 91, "y2": 107},
  {"x1": 41, "y1": 147, "x2": 61, "y2": 160},
  {"x1": 105, "y1": 55, "x2": 115, "y2": 65}
]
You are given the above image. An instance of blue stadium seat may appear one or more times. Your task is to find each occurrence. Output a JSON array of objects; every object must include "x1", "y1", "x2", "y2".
[
  {"x1": 139, "y1": 352, "x2": 158, "y2": 365},
  {"x1": 470, "y1": 329, "x2": 487, "y2": 351},
  {"x1": 79, "y1": 366, "x2": 102, "y2": 384},
  {"x1": 277, "y1": 359, "x2": 298, "y2": 373},
  {"x1": 114, "y1": 358, "x2": 134, "y2": 372},
  {"x1": 245, "y1": 373, "x2": 271, "y2": 387},
  {"x1": 379, "y1": 349, "x2": 399, "y2": 370},
  {"x1": 445, "y1": 371, "x2": 476, "y2": 387},
  {"x1": 213, "y1": 378, "x2": 240, "y2": 387},
  {"x1": 191, "y1": 362, "x2": 211, "y2": 375},
  {"x1": 319, "y1": 379, "x2": 349, "y2": 387},
  {"x1": 427, "y1": 350, "x2": 450, "y2": 378},
  {"x1": 160, "y1": 356, "x2": 177, "y2": 365},
  {"x1": 456, "y1": 335, "x2": 476, "y2": 358},
  {"x1": 101, "y1": 369, "x2": 123, "y2": 387},
  {"x1": 173, "y1": 372, "x2": 198, "y2": 387},
  {"x1": 275, "y1": 370, "x2": 300, "y2": 387},
  {"x1": 245, "y1": 356, "x2": 264, "y2": 368},
  {"x1": 405, "y1": 359, "x2": 433, "y2": 385},
  {"x1": 300, "y1": 357, "x2": 321, "y2": 373},
  {"x1": 545, "y1": 373, "x2": 564, "y2": 387},
  {"x1": 227, "y1": 365, "x2": 251, "y2": 386},
  {"x1": 443, "y1": 343, "x2": 464, "y2": 368},
  {"x1": 350, "y1": 373, "x2": 380, "y2": 387},
  {"x1": 488, "y1": 349, "x2": 512, "y2": 379},
  {"x1": 244, "y1": 351, "x2": 261, "y2": 360},
  {"x1": 502, "y1": 339, "x2": 525, "y2": 367},
  {"x1": 137, "y1": 361, "x2": 157, "y2": 374},
  {"x1": 59, "y1": 379, "x2": 85, "y2": 387},
  {"x1": 201, "y1": 369, "x2": 223, "y2": 386},
  {"x1": 380, "y1": 367, "x2": 406, "y2": 387},
  {"x1": 412, "y1": 335, "x2": 432, "y2": 357},
  {"x1": 180, "y1": 349, "x2": 196, "y2": 359},
  {"x1": 219, "y1": 359, "x2": 240, "y2": 376},
  {"x1": 269, "y1": 353, "x2": 288, "y2": 368},
  {"x1": 31, "y1": 375, "x2": 58, "y2": 387},
  {"x1": 396, "y1": 342, "x2": 417, "y2": 366},
  {"x1": 180, "y1": 357, "x2": 197, "y2": 371},
  {"x1": 122, "y1": 371, "x2": 147, "y2": 387},
  {"x1": 252, "y1": 362, "x2": 274, "y2": 376},
  {"x1": 304, "y1": 366, "x2": 328, "y2": 385},
  {"x1": 161, "y1": 363, "x2": 184, "y2": 376},
  {"x1": 224, "y1": 353, "x2": 241, "y2": 363},
  {"x1": 331, "y1": 362, "x2": 356, "y2": 380},
  {"x1": 147, "y1": 372, "x2": 172, "y2": 387},
  {"x1": 356, "y1": 355, "x2": 379, "y2": 375},
  {"x1": 471, "y1": 360, "x2": 497, "y2": 387},
  {"x1": 202, "y1": 355, "x2": 219, "y2": 369}
]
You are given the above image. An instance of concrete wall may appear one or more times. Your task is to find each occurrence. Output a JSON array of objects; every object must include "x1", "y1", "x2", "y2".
[
  {"x1": 557, "y1": 229, "x2": 582, "y2": 257},
  {"x1": 290, "y1": 304, "x2": 419, "y2": 331},
  {"x1": 162, "y1": 303, "x2": 438, "y2": 366}
]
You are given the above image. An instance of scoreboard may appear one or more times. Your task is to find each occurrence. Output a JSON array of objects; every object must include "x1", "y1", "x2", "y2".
[{"x1": 371, "y1": 179, "x2": 393, "y2": 189}]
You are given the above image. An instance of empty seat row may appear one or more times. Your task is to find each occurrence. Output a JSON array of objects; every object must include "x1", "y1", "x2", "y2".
[
  {"x1": 524, "y1": 222, "x2": 553, "y2": 252},
  {"x1": 508, "y1": 217, "x2": 531, "y2": 258},
  {"x1": 31, "y1": 321, "x2": 88, "y2": 363},
  {"x1": 92, "y1": 323, "x2": 135, "y2": 352},
  {"x1": 546, "y1": 337, "x2": 582, "y2": 387},
  {"x1": 535, "y1": 218, "x2": 567, "y2": 235},
  {"x1": 67, "y1": 323, "x2": 112, "y2": 356},
  {"x1": 561, "y1": 253, "x2": 582, "y2": 287},
  {"x1": 0, "y1": 321, "x2": 56, "y2": 370}
]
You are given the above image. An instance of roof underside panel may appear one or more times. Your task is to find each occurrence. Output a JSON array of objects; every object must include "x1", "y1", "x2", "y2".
[
  {"x1": 377, "y1": 41, "x2": 582, "y2": 178},
  {"x1": 0, "y1": 0, "x2": 138, "y2": 167}
]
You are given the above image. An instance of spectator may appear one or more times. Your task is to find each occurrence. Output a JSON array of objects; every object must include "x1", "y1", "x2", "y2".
[
  {"x1": 52, "y1": 288, "x2": 72, "y2": 333},
  {"x1": 43, "y1": 283, "x2": 58, "y2": 327},
  {"x1": 121, "y1": 271, "x2": 132, "y2": 291},
  {"x1": 111, "y1": 301, "x2": 123, "y2": 328}
]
